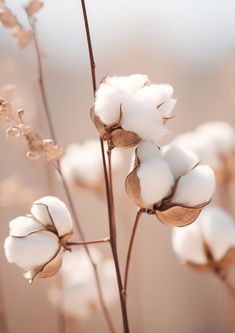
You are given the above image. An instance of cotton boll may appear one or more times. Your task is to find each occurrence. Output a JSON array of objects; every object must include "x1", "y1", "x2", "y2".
[
  {"x1": 172, "y1": 165, "x2": 216, "y2": 207},
  {"x1": 9, "y1": 216, "x2": 44, "y2": 237},
  {"x1": 137, "y1": 157, "x2": 174, "y2": 207},
  {"x1": 172, "y1": 223, "x2": 207, "y2": 265},
  {"x1": 200, "y1": 207, "x2": 235, "y2": 261},
  {"x1": 4, "y1": 231, "x2": 60, "y2": 270},
  {"x1": 61, "y1": 140, "x2": 123, "y2": 190},
  {"x1": 136, "y1": 141, "x2": 161, "y2": 163},
  {"x1": 31, "y1": 196, "x2": 73, "y2": 237},
  {"x1": 162, "y1": 144, "x2": 199, "y2": 179}
]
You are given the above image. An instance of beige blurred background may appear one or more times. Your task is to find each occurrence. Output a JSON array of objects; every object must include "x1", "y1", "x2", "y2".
[{"x1": 1, "y1": 0, "x2": 235, "y2": 332}]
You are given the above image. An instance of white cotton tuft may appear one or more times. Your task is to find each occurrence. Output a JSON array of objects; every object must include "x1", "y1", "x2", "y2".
[
  {"x1": 61, "y1": 139, "x2": 123, "y2": 189},
  {"x1": 172, "y1": 165, "x2": 216, "y2": 206},
  {"x1": 31, "y1": 196, "x2": 73, "y2": 237},
  {"x1": 136, "y1": 141, "x2": 161, "y2": 162},
  {"x1": 162, "y1": 144, "x2": 199, "y2": 179},
  {"x1": 9, "y1": 216, "x2": 44, "y2": 237},
  {"x1": 137, "y1": 157, "x2": 174, "y2": 206},
  {"x1": 200, "y1": 207, "x2": 235, "y2": 261},
  {"x1": 4, "y1": 231, "x2": 59, "y2": 270},
  {"x1": 94, "y1": 74, "x2": 149, "y2": 126},
  {"x1": 172, "y1": 223, "x2": 207, "y2": 265}
]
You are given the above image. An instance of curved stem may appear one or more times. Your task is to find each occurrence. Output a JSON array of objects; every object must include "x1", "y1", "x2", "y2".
[
  {"x1": 67, "y1": 238, "x2": 110, "y2": 246},
  {"x1": 80, "y1": 1, "x2": 130, "y2": 332},
  {"x1": 124, "y1": 209, "x2": 143, "y2": 292},
  {"x1": 27, "y1": 16, "x2": 115, "y2": 333}
]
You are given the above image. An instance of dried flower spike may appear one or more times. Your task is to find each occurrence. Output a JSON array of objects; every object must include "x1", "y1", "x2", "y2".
[
  {"x1": 26, "y1": 0, "x2": 44, "y2": 17},
  {"x1": 172, "y1": 206, "x2": 235, "y2": 274},
  {"x1": 125, "y1": 141, "x2": 215, "y2": 226},
  {"x1": 91, "y1": 75, "x2": 176, "y2": 148},
  {"x1": 4, "y1": 196, "x2": 73, "y2": 282}
]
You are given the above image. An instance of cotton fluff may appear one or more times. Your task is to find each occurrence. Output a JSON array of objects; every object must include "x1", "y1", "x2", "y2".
[
  {"x1": 174, "y1": 122, "x2": 235, "y2": 169},
  {"x1": 49, "y1": 248, "x2": 118, "y2": 320},
  {"x1": 95, "y1": 74, "x2": 149, "y2": 126},
  {"x1": 161, "y1": 144, "x2": 199, "y2": 179},
  {"x1": 94, "y1": 75, "x2": 176, "y2": 145},
  {"x1": 4, "y1": 196, "x2": 73, "y2": 280},
  {"x1": 61, "y1": 139, "x2": 123, "y2": 190},
  {"x1": 172, "y1": 165, "x2": 216, "y2": 206},
  {"x1": 172, "y1": 206, "x2": 235, "y2": 266}
]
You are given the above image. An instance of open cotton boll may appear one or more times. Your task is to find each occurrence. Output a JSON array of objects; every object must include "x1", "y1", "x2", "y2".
[
  {"x1": 94, "y1": 74, "x2": 149, "y2": 126},
  {"x1": 31, "y1": 196, "x2": 73, "y2": 237},
  {"x1": 162, "y1": 144, "x2": 199, "y2": 179},
  {"x1": 137, "y1": 157, "x2": 174, "y2": 206},
  {"x1": 172, "y1": 165, "x2": 216, "y2": 206},
  {"x1": 200, "y1": 207, "x2": 235, "y2": 261},
  {"x1": 4, "y1": 231, "x2": 60, "y2": 270},
  {"x1": 9, "y1": 216, "x2": 44, "y2": 237},
  {"x1": 196, "y1": 122, "x2": 235, "y2": 155},
  {"x1": 61, "y1": 140, "x2": 123, "y2": 190},
  {"x1": 172, "y1": 223, "x2": 207, "y2": 265}
]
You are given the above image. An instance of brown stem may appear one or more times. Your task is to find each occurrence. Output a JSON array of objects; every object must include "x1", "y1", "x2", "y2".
[
  {"x1": 0, "y1": 274, "x2": 9, "y2": 333},
  {"x1": 124, "y1": 209, "x2": 143, "y2": 291},
  {"x1": 80, "y1": 1, "x2": 130, "y2": 332},
  {"x1": 223, "y1": 277, "x2": 235, "y2": 303},
  {"x1": 27, "y1": 16, "x2": 116, "y2": 333},
  {"x1": 67, "y1": 238, "x2": 110, "y2": 246}
]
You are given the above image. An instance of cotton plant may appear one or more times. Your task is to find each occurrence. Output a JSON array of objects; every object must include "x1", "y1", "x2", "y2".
[
  {"x1": 174, "y1": 122, "x2": 235, "y2": 185},
  {"x1": 61, "y1": 139, "x2": 123, "y2": 192},
  {"x1": 49, "y1": 248, "x2": 118, "y2": 321},
  {"x1": 172, "y1": 206, "x2": 235, "y2": 279},
  {"x1": 125, "y1": 141, "x2": 215, "y2": 226},
  {"x1": 91, "y1": 75, "x2": 176, "y2": 148}
]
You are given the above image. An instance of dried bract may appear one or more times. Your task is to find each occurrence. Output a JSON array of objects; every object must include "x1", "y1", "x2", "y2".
[
  {"x1": 26, "y1": 0, "x2": 44, "y2": 17},
  {"x1": 4, "y1": 196, "x2": 73, "y2": 282},
  {"x1": 0, "y1": 99, "x2": 13, "y2": 123},
  {"x1": 125, "y1": 141, "x2": 215, "y2": 226},
  {"x1": 172, "y1": 206, "x2": 235, "y2": 275},
  {"x1": 12, "y1": 25, "x2": 33, "y2": 48},
  {"x1": 0, "y1": 9, "x2": 17, "y2": 28},
  {"x1": 91, "y1": 75, "x2": 176, "y2": 148}
]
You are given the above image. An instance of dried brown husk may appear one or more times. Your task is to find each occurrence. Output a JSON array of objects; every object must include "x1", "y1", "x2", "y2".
[
  {"x1": 12, "y1": 25, "x2": 33, "y2": 48},
  {"x1": 0, "y1": 9, "x2": 17, "y2": 28},
  {"x1": 26, "y1": 0, "x2": 43, "y2": 17}
]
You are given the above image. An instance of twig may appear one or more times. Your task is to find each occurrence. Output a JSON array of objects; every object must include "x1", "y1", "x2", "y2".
[
  {"x1": 80, "y1": 1, "x2": 130, "y2": 332},
  {"x1": 27, "y1": 15, "x2": 115, "y2": 333},
  {"x1": 0, "y1": 273, "x2": 9, "y2": 333},
  {"x1": 67, "y1": 238, "x2": 110, "y2": 246},
  {"x1": 124, "y1": 209, "x2": 143, "y2": 291}
]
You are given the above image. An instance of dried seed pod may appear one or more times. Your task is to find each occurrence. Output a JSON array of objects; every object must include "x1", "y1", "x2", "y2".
[
  {"x1": 26, "y1": 0, "x2": 43, "y2": 17},
  {"x1": 125, "y1": 141, "x2": 215, "y2": 227},
  {"x1": 4, "y1": 196, "x2": 73, "y2": 282},
  {"x1": 172, "y1": 206, "x2": 235, "y2": 274},
  {"x1": 0, "y1": 9, "x2": 17, "y2": 28}
]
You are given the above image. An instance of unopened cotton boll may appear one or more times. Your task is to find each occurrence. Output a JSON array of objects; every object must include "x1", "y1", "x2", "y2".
[
  {"x1": 92, "y1": 75, "x2": 177, "y2": 148},
  {"x1": 161, "y1": 144, "x2": 199, "y2": 179},
  {"x1": 172, "y1": 206, "x2": 235, "y2": 273},
  {"x1": 4, "y1": 196, "x2": 73, "y2": 282},
  {"x1": 60, "y1": 139, "x2": 123, "y2": 191},
  {"x1": 172, "y1": 165, "x2": 216, "y2": 207}
]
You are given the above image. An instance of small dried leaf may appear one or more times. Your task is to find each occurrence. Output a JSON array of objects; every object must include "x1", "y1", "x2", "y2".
[
  {"x1": 156, "y1": 205, "x2": 203, "y2": 227},
  {"x1": 0, "y1": 100, "x2": 13, "y2": 123},
  {"x1": 0, "y1": 10, "x2": 17, "y2": 28},
  {"x1": 90, "y1": 107, "x2": 109, "y2": 139},
  {"x1": 125, "y1": 167, "x2": 143, "y2": 208},
  {"x1": 13, "y1": 25, "x2": 33, "y2": 48},
  {"x1": 26, "y1": 0, "x2": 43, "y2": 17},
  {"x1": 111, "y1": 128, "x2": 141, "y2": 148}
]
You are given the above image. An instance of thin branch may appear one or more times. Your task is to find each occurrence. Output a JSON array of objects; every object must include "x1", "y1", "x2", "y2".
[
  {"x1": 0, "y1": 273, "x2": 9, "y2": 333},
  {"x1": 27, "y1": 15, "x2": 116, "y2": 333},
  {"x1": 67, "y1": 238, "x2": 110, "y2": 246},
  {"x1": 124, "y1": 209, "x2": 143, "y2": 291},
  {"x1": 80, "y1": 1, "x2": 130, "y2": 332}
]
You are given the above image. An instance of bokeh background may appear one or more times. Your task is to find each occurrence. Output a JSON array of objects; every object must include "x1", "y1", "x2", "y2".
[{"x1": 1, "y1": 0, "x2": 235, "y2": 332}]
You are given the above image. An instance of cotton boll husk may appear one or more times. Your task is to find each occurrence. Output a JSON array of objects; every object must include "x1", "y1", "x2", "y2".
[
  {"x1": 94, "y1": 74, "x2": 149, "y2": 126},
  {"x1": 61, "y1": 140, "x2": 123, "y2": 189},
  {"x1": 172, "y1": 223, "x2": 207, "y2": 265},
  {"x1": 162, "y1": 144, "x2": 199, "y2": 179},
  {"x1": 172, "y1": 165, "x2": 216, "y2": 206},
  {"x1": 196, "y1": 122, "x2": 235, "y2": 155},
  {"x1": 31, "y1": 196, "x2": 73, "y2": 237},
  {"x1": 4, "y1": 231, "x2": 60, "y2": 270},
  {"x1": 200, "y1": 207, "x2": 235, "y2": 261},
  {"x1": 9, "y1": 216, "x2": 44, "y2": 237},
  {"x1": 137, "y1": 157, "x2": 174, "y2": 207},
  {"x1": 136, "y1": 141, "x2": 161, "y2": 163}
]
